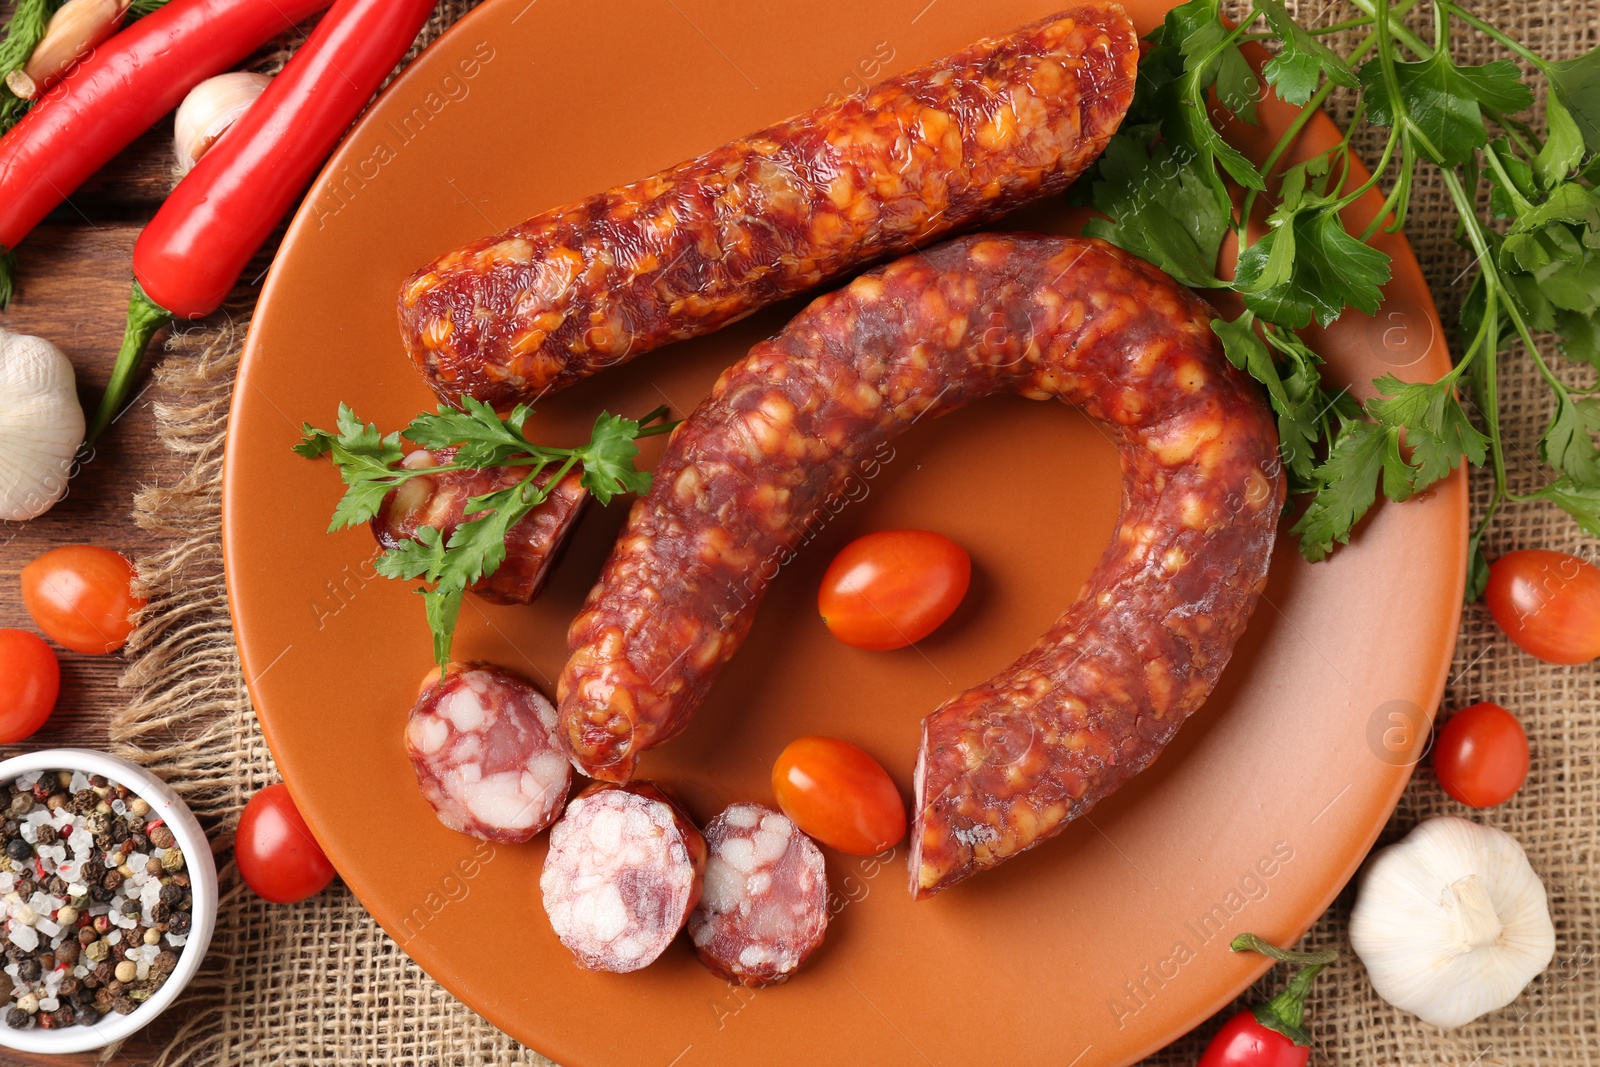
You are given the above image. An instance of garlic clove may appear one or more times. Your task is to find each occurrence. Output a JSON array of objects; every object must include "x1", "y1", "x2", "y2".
[
  {"x1": 3, "y1": 0, "x2": 131, "y2": 101},
  {"x1": 173, "y1": 71, "x2": 272, "y2": 176},
  {"x1": 1350, "y1": 816, "x2": 1555, "y2": 1029},
  {"x1": 0, "y1": 328, "x2": 87, "y2": 522}
]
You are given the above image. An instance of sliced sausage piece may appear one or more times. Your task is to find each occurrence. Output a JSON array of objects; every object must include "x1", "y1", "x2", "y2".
[
  {"x1": 556, "y1": 234, "x2": 1283, "y2": 895},
  {"x1": 397, "y1": 3, "x2": 1138, "y2": 408},
  {"x1": 688, "y1": 804, "x2": 829, "y2": 987},
  {"x1": 540, "y1": 781, "x2": 707, "y2": 973},
  {"x1": 372, "y1": 447, "x2": 588, "y2": 605},
  {"x1": 405, "y1": 664, "x2": 570, "y2": 842}
]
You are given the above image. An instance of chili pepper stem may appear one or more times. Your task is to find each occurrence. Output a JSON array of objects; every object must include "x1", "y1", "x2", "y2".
[
  {"x1": 87, "y1": 280, "x2": 171, "y2": 445},
  {"x1": 0, "y1": 248, "x2": 16, "y2": 309},
  {"x1": 1230, "y1": 932, "x2": 1338, "y2": 1047}
]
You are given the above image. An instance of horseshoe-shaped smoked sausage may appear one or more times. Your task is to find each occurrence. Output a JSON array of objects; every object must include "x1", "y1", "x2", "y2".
[{"x1": 558, "y1": 234, "x2": 1284, "y2": 896}]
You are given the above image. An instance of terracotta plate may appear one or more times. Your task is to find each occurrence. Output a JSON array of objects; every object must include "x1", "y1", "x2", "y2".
[{"x1": 223, "y1": 1, "x2": 1466, "y2": 1063}]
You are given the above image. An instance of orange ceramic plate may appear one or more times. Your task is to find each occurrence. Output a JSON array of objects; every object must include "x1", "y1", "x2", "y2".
[{"x1": 223, "y1": 1, "x2": 1465, "y2": 1064}]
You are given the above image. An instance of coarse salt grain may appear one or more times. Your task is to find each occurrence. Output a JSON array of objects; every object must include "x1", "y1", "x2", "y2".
[
  {"x1": 107, "y1": 930, "x2": 121, "y2": 945},
  {"x1": 167, "y1": 933, "x2": 187, "y2": 947},
  {"x1": 17, "y1": 772, "x2": 41, "y2": 789},
  {"x1": 68, "y1": 772, "x2": 88, "y2": 793},
  {"x1": 37, "y1": 996, "x2": 57, "y2": 1011},
  {"x1": 35, "y1": 919, "x2": 60, "y2": 938},
  {"x1": 7, "y1": 926, "x2": 37, "y2": 951}
]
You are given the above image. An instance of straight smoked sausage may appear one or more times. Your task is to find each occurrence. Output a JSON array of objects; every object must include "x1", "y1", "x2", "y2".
[{"x1": 397, "y1": 4, "x2": 1138, "y2": 408}]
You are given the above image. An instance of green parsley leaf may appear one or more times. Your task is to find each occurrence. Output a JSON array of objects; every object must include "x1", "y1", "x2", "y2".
[
  {"x1": 407, "y1": 396, "x2": 531, "y2": 467},
  {"x1": 1256, "y1": 0, "x2": 1358, "y2": 107},
  {"x1": 580, "y1": 412, "x2": 654, "y2": 505},
  {"x1": 422, "y1": 587, "x2": 464, "y2": 671},
  {"x1": 1531, "y1": 477, "x2": 1600, "y2": 538},
  {"x1": 1539, "y1": 394, "x2": 1600, "y2": 487},
  {"x1": 1085, "y1": 133, "x2": 1229, "y2": 288},
  {"x1": 1236, "y1": 208, "x2": 1391, "y2": 328},
  {"x1": 1535, "y1": 91, "x2": 1587, "y2": 187},
  {"x1": 1546, "y1": 45, "x2": 1600, "y2": 154},
  {"x1": 1361, "y1": 55, "x2": 1532, "y2": 167},
  {"x1": 1366, "y1": 376, "x2": 1490, "y2": 489},
  {"x1": 1290, "y1": 418, "x2": 1411, "y2": 562}
]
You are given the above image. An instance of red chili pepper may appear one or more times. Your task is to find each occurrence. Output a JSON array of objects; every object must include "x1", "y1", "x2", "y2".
[
  {"x1": 0, "y1": 0, "x2": 334, "y2": 270},
  {"x1": 34, "y1": 857, "x2": 46, "y2": 880},
  {"x1": 88, "y1": 0, "x2": 438, "y2": 440},
  {"x1": 1197, "y1": 934, "x2": 1337, "y2": 1067}
]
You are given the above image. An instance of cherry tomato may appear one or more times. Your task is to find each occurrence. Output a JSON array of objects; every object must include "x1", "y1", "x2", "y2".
[
  {"x1": 21, "y1": 546, "x2": 147, "y2": 655},
  {"x1": 1198, "y1": 1010, "x2": 1309, "y2": 1067},
  {"x1": 1484, "y1": 549, "x2": 1600, "y2": 665},
  {"x1": 0, "y1": 629, "x2": 60, "y2": 744},
  {"x1": 817, "y1": 530, "x2": 971, "y2": 651},
  {"x1": 772, "y1": 736, "x2": 906, "y2": 855},
  {"x1": 235, "y1": 783, "x2": 337, "y2": 903},
  {"x1": 1432, "y1": 701, "x2": 1529, "y2": 808}
]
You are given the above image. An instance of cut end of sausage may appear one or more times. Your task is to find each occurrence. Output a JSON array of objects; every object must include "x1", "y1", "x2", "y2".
[
  {"x1": 372, "y1": 448, "x2": 589, "y2": 605},
  {"x1": 405, "y1": 663, "x2": 570, "y2": 843},
  {"x1": 540, "y1": 781, "x2": 707, "y2": 973},
  {"x1": 688, "y1": 804, "x2": 829, "y2": 986}
]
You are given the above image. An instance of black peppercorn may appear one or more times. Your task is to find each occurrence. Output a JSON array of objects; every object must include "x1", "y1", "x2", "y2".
[
  {"x1": 93, "y1": 962, "x2": 115, "y2": 985},
  {"x1": 53, "y1": 1003, "x2": 74, "y2": 1026},
  {"x1": 18, "y1": 958, "x2": 41, "y2": 982},
  {"x1": 0, "y1": 819, "x2": 17, "y2": 839},
  {"x1": 172, "y1": 872, "x2": 189, "y2": 887},
  {"x1": 93, "y1": 988, "x2": 114, "y2": 1013},
  {"x1": 158, "y1": 883, "x2": 184, "y2": 908},
  {"x1": 130, "y1": 833, "x2": 150, "y2": 852},
  {"x1": 46, "y1": 875, "x2": 67, "y2": 896},
  {"x1": 14, "y1": 877, "x2": 36, "y2": 898},
  {"x1": 121, "y1": 899, "x2": 142, "y2": 917},
  {"x1": 168, "y1": 911, "x2": 192, "y2": 936},
  {"x1": 5, "y1": 838, "x2": 32, "y2": 863},
  {"x1": 105, "y1": 979, "x2": 124, "y2": 997},
  {"x1": 101, "y1": 871, "x2": 123, "y2": 892},
  {"x1": 88, "y1": 882, "x2": 113, "y2": 904},
  {"x1": 74, "y1": 1006, "x2": 100, "y2": 1026},
  {"x1": 108, "y1": 818, "x2": 128, "y2": 841},
  {"x1": 87, "y1": 775, "x2": 107, "y2": 789},
  {"x1": 151, "y1": 902, "x2": 171, "y2": 923},
  {"x1": 93, "y1": 832, "x2": 114, "y2": 852},
  {"x1": 4, "y1": 944, "x2": 25, "y2": 962},
  {"x1": 70, "y1": 790, "x2": 96, "y2": 814},
  {"x1": 4, "y1": 1007, "x2": 28, "y2": 1029},
  {"x1": 152, "y1": 951, "x2": 177, "y2": 975},
  {"x1": 34, "y1": 824, "x2": 57, "y2": 846},
  {"x1": 58, "y1": 976, "x2": 80, "y2": 997},
  {"x1": 56, "y1": 940, "x2": 79, "y2": 966},
  {"x1": 112, "y1": 996, "x2": 136, "y2": 1016}
]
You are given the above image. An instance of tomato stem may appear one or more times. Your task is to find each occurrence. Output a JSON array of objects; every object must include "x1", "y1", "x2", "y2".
[
  {"x1": 87, "y1": 280, "x2": 171, "y2": 445},
  {"x1": 1230, "y1": 932, "x2": 1338, "y2": 1047}
]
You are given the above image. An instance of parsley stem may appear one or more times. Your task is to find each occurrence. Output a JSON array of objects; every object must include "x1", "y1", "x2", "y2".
[{"x1": 1308, "y1": 15, "x2": 1374, "y2": 36}]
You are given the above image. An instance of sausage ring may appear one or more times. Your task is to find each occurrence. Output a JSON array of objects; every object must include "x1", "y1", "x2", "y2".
[{"x1": 558, "y1": 234, "x2": 1284, "y2": 895}]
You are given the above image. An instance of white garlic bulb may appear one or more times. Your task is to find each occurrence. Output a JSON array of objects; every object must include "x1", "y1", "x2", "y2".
[
  {"x1": 0, "y1": 327, "x2": 86, "y2": 521},
  {"x1": 173, "y1": 71, "x2": 272, "y2": 176},
  {"x1": 1350, "y1": 816, "x2": 1555, "y2": 1028}
]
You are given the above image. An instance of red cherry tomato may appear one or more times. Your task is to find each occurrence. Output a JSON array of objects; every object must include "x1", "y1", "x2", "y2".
[
  {"x1": 21, "y1": 546, "x2": 147, "y2": 655},
  {"x1": 1432, "y1": 701, "x2": 1529, "y2": 808},
  {"x1": 235, "y1": 783, "x2": 337, "y2": 903},
  {"x1": 0, "y1": 629, "x2": 60, "y2": 744},
  {"x1": 1484, "y1": 549, "x2": 1600, "y2": 665},
  {"x1": 772, "y1": 736, "x2": 906, "y2": 855},
  {"x1": 817, "y1": 530, "x2": 971, "y2": 651},
  {"x1": 1198, "y1": 1010, "x2": 1309, "y2": 1067}
]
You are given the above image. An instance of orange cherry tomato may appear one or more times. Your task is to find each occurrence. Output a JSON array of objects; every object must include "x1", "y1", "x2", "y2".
[
  {"x1": 1484, "y1": 550, "x2": 1600, "y2": 665},
  {"x1": 0, "y1": 629, "x2": 60, "y2": 743},
  {"x1": 818, "y1": 530, "x2": 971, "y2": 651},
  {"x1": 772, "y1": 736, "x2": 906, "y2": 855},
  {"x1": 21, "y1": 546, "x2": 147, "y2": 655},
  {"x1": 1432, "y1": 702, "x2": 1529, "y2": 808}
]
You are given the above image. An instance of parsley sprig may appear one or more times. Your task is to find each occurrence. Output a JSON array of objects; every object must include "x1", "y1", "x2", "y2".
[
  {"x1": 1076, "y1": 0, "x2": 1600, "y2": 594},
  {"x1": 296, "y1": 399, "x2": 674, "y2": 667}
]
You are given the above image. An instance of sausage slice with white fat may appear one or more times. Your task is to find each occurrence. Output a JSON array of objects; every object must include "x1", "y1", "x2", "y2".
[
  {"x1": 540, "y1": 781, "x2": 707, "y2": 973},
  {"x1": 689, "y1": 803, "x2": 829, "y2": 986},
  {"x1": 405, "y1": 663, "x2": 570, "y2": 842}
]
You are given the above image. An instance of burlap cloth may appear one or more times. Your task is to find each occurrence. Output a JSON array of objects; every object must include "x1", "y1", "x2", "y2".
[{"x1": 106, "y1": 1, "x2": 1599, "y2": 1063}]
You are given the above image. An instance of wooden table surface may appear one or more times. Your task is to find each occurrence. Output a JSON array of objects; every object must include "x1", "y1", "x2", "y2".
[{"x1": 0, "y1": 105, "x2": 205, "y2": 1065}]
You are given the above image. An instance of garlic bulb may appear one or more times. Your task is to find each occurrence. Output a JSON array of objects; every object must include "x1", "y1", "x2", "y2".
[
  {"x1": 0, "y1": 328, "x2": 86, "y2": 521},
  {"x1": 173, "y1": 72, "x2": 272, "y2": 176},
  {"x1": 3, "y1": 0, "x2": 131, "y2": 101},
  {"x1": 1350, "y1": 816, "x2": 1555, "y2": 1028}
]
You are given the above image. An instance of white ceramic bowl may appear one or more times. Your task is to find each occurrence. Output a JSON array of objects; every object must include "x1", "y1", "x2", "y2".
[{"x1": 0, "y1": 749, "x2": 218, "y2": 1054}]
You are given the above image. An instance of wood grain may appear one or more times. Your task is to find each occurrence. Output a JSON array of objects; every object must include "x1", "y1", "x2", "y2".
[{"x1": 0, "y1": 50, "x2": 197, "y2": 1066}]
